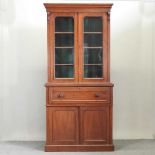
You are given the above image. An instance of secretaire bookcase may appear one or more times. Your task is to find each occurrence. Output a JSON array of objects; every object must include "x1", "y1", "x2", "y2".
[{"x1": 44, "y1": 3, "x2": 114, "y2": 151}]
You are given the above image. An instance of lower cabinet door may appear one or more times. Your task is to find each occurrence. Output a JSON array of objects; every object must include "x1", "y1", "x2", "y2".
[
  {"x1": 80, "y1": 106, "x2": 109, "y2": 144},
  {"x1": 46, "y1": 107, "x2": 79, "y2": 145}
]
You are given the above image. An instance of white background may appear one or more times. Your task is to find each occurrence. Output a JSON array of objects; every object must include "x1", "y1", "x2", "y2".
[{"x1": 0, "y1": 0, "x2": 155, "y2": 141}]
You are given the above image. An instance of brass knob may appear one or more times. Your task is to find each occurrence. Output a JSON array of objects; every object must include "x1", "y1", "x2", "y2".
[
  {"x1": 95, "y1": 93, "x2": 100, "y2": 97},
  {"x1": 57, "y1": 93, "x2": 64, "y2": 98}
]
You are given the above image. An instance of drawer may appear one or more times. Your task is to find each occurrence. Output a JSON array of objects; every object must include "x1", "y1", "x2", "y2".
[{"x1": 49, "y1": 87, "x2": 111, "y2": 103}]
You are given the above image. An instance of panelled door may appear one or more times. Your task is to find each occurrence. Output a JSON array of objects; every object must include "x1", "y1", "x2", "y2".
[
  {"x1": 78, "y1": 13, "x2": 109, "y2": 83},
  {"x1": 46, "y1": 107, "x2": 79, "y2": 144},
  {"x1": 46, "y1": 106, "x2": 109, "y2": 145},
  {"x1": 80, "y1": 106, "x2": 109, "y2": 144}
]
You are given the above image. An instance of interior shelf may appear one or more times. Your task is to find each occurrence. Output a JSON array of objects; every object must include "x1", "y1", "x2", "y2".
[
  {"x1": 84, "y1": 32, "x2": 102, "y2": 34},
  {"x1": 55, "y1": 32, "x2": 74, "y2": 34},
  {"x1": 84, "y1": 47, "x2": 102, "y2": 48},
  {"x1": 55, "y1": 64, "x2": 74, "y2": 66},
  {"x1": 84, "y1": 64, "x2": 102, "y2": 66},
  {"x1": 55, "y1": 47, "x2": 74, "y2": 48}
]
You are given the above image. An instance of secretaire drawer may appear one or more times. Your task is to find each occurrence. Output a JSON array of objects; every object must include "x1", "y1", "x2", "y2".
[{"x1": 49, "y1": 87, "x2": 111, "y2": 103}]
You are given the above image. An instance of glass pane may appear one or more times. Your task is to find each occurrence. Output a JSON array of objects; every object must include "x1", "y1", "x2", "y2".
[
  {"x1": 55, "y1": 48, "x2": 73, "y2": 64},
  {"x1": 84, "y1": 65, "x2": 103, "y2": 78},
  {"x1": 84, "y1": 17, "x2": 102, "y2": 32},
  {"x1": 84, "y1": 34, "x2": 102, "y2": 47},
  {"x1": 83, "y1": 16, "x2": 103, "y2": 78},
  {"x1": 55, "y1": 65, "x2": 74, "y2": 78},
  {"x1": 84, "y1": 48, "x2": 102, "y2": 64},
  {"x1": 55, "y1": 17, "x2": 73, "y2": 32},
  {"x1": 54, "y1": 16, "x2": 74, "y2": 79},
  {"x1": 55, "y1": 34, "x2": 74, "y2": 47}
]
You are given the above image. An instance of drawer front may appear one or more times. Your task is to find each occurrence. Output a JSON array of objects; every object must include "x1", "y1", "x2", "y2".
[{"x1": 49, "y1": 87, "x2": 111, "y2": 103}]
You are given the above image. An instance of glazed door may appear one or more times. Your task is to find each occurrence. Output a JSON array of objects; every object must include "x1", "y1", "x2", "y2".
[
  {"x1": 48, "y1": 13, "x2": 78, "y2": 83},
  {"x1": 78, "y1": 13, "x2": 109, "y2": 83}
]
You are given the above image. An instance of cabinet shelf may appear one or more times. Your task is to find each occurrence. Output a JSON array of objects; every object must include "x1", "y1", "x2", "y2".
[
  {"x1": 55, "y1": 64, "x2": 74, "y2": 66},
  {"x1": 84, "y1": 32, "x2": 102, "y2": 34},
  {"x1": 55, "y1": 47, "x2": 74, "y2": 48},
  {"x1": 55, "y1": 32, "x2": 74, "y2": 34},
  {"x1": 84, "y1": 47, "x2": 102, "y2": 49},
  {"x1": 84, "y1": 64, "x2": 102, "y2": 66}
]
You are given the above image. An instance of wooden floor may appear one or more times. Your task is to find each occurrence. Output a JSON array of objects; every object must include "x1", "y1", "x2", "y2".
[{"x1": 0, "y1": 140, "x2": 155, "y2": 155}]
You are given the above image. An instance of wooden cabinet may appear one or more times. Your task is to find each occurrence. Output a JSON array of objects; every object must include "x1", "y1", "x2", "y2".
[{"x1": 44, "y1": 3, "x2": 114, "y2": 151}]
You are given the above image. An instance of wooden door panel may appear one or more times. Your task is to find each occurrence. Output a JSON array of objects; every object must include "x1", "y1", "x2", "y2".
[
  {"x1": 80, "y1": 106, "x2": 109, "y2": 144},
  {"x1": 46, "y1": 107, "x2": 79, "y2": 144}
]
